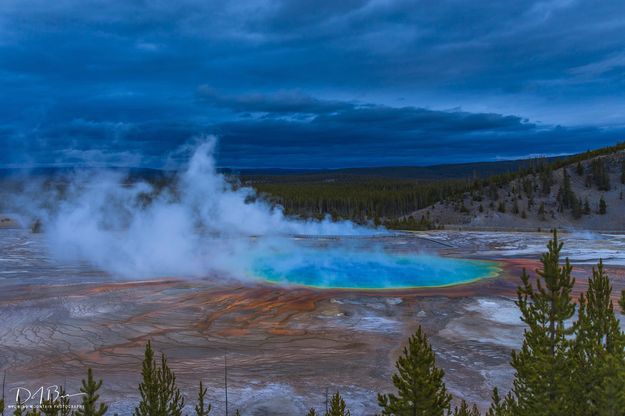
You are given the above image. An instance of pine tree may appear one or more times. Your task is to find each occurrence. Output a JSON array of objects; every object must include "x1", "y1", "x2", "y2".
[
  {"x1": 557, "y1": 169, "x2": 575, "y2": 210},
  {"x1": 75, "y1": 368, "x2": 108, "y2": 416},
  {"x1": 452, "y1": 400, "x2": 480, "y2": 416},
  {"x1": 306, "y1": 408, "x2": 318, "y2": 416},
  {"x1": 134, "y1": 341, "x2": 158, "y2": 416},
  {"x1": 39, "y1": 397, "x2": 60, "y2": 416},
  {"x1": 486, "y1": 388, "x2": 512, "y2": 416},
  {"x1": 591, "y1": 158, "x2": 611, "y2": 191},
  {"x1": 584, "y1": 198, "x2": 591, "y2": 215},
  {"x1": 57, "y1": 387, "x2": 71, "y2": 416},
  {"x1": 378, "y1": 326, "x2": 451, "y2": 416},
  {"x1": 512, "y1": 199, "x2": 519, "y2": 215},
  {"x1": 599, "y1": 196, "x2": 607, "y2": 214},
  {"x1": 13, "y1": 394, "x2": 25, "y2": 416},
  {"x1": 538, "y1": 202, "x2": 545, "y2": 220},
  {"x1": 134, "y1": 341, "x2": 185, "y2": 416},
  {"x1": 576, "y1": 162, "x2": 584, "y2": 176},
  {"x1": 508, "y1": 230, "x2": 576, "y2": 416},
  {"x1": 571, "y1": 260, "x2": 625, "y2": 415},
  {"x1": 571, "y1": 197, "x2": 582, "y2": 219},
  {"x1": 194, "y1": 381, "x2": 211, "y2": 416},
  {"x1": 326, "y1": 392, "x2": 349, "y2": 416},
  {"x1": 621, "y1": 159, "x2": 625, "y2": 184}
]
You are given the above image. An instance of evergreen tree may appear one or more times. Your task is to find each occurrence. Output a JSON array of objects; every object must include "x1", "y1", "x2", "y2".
[
  {"x1": 378, "y1": 326, "x2": 451, "y2": 416},
  {"x1": 576, "y1": 162, "x2": 584, "y2": 176},
  {"x1": 306, "y1": 408, "x2": 318, "y2": 416},
  {"x1": 39, "y1": 396, "x2": 60, "y2": 416},
  {"x1": 326, "y1": 392, "x2": 349, "y2": 416},
  {"x1": 56, "y1": 387, "x2": 71, "y2": 416},
  {"x1": 557, "y1": 169, "x2": 575, "y2": 210},
  {"x1": 486, "y1": 388, "x2": 511, "y2": 416},
  {"x1": 591, "y1": 158, "x2": 610, "y2": 191},
  {"x1": 584, "y1": 198, "x2": 591, "y2": 215},
  {"x1": 537, "y1": 202, "x2": 545, "y2": 220},
  {"x1": 571, "y1": 197, "x2": 582, "y2": 219},
  {"x1": 134, "y1": 341, "x2": 185, "y2": 416},
  {"x1": 13, "y1": 395, "x2": 25, "y2": 416},
  {"x1": 451, "y1": 400, "x2": 480, "y2": 416},
  {"x1": 194, "y1": 381, "x2": 211, "y2": 416},
  {"x1": 599, "y1": 196, "x2": 607, "y2": 214},
  {"x1": 508, "y1": 231, "x2": 576, "y2": 416},
  {"x1": 75, "y1": 369, "x2": 108, "y2": 416},
  {"x1": 134, "y1": 341, "x2": 158, "y2": 416},
  {"x1": 621, "y1": 159, "x2": 625, "y2": 185},
  {"x1": 571, "y1": 260, "x2": 625, "y2": 415},
  {"x1": 540, "y1": 168, "x2": 553, "y2": 195}
]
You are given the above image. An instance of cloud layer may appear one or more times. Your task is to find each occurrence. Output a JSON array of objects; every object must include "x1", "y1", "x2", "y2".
[{"x1": 1, "y1": 0, "x2": 624, "y2": 168}]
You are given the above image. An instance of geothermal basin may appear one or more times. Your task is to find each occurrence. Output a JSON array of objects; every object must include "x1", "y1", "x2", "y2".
[{"x1": 1, "y1": 229, "x2": 625, "y2": 415}]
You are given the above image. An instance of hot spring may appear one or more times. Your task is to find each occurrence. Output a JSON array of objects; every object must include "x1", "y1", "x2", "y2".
[{"x1": 250, "y1": 246, "x2": 500, "y2": 289}]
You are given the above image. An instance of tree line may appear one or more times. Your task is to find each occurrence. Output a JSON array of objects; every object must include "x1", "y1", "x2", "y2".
[{"x1": 2, "y1": 231, "x2": 625, "y2": 415}]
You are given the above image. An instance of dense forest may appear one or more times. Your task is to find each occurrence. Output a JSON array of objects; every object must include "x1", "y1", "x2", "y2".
[
  {"x1": 3, "y1": 232, "x2": 625, "y2": 415},
  {"x1": 250, "y1": 178, "x2": 466, "y2": 227}
]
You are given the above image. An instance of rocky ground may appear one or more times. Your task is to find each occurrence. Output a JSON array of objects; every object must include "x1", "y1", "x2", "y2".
[{"x1": 414, "y1": 150, "x2": 625, "y2": 231}]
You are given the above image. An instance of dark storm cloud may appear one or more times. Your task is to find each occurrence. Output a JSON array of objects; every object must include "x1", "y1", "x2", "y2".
[
  {"x1": 211, "y1": 104, "x2": 623, "y2": 168},
  {"x1": 197, "y1": 87, "x2": 354, "y2": 116},
  {"x1": 1, "y1": 0, "x2": 624, "y2": 167}
]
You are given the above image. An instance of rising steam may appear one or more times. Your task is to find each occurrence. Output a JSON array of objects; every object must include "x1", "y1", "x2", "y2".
[{"x1": 5, "y1": 138, "x2": 383, "y2": 279}]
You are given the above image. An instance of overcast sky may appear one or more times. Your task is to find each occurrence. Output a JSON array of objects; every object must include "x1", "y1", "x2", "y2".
[{"x1": 2, "y1": 0, "x2": 625, "y2": 168}]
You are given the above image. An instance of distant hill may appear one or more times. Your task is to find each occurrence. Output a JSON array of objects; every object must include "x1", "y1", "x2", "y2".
[
  {"x1": 412, "y1": 143, "x2": 625, "y2": 231},
  {"x1": 0, "y1": 166, "x2": 170, "y2": 180},
  {"x1": 236, "y1": 157, "x2": 563, "y2": 182},
  {"x1": 1, "y1": 156, "x2": 562, "y2": 182}
]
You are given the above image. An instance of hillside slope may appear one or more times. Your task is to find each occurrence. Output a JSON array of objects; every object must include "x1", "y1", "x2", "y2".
[{"x1": 414, "y1": 148, "x2": 625, "y2": 231}]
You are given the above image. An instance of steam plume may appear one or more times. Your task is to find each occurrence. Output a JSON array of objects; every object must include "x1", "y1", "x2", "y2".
[{"x1": 5, "y1": 137, "x2": 382, "y2": 279}]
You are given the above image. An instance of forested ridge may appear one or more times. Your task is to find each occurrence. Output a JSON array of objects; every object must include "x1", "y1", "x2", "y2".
[{"x1": 246, "y1": 142, "x2": 625, "y2": 230}]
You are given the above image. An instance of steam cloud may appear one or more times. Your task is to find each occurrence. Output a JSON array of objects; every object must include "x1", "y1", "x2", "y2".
[{"x1": 5, "y1": 138, "x2": 383, "y2": 279}]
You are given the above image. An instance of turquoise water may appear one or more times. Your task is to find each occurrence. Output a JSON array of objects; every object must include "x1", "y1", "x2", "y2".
[{"x1": 252, "y1": 248, "x2": 499, "y2": 289}]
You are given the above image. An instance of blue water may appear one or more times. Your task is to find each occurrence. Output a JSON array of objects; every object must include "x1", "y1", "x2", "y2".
[{"x1": 252, "y1": 248, "x2": 499, "y2": 289}]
